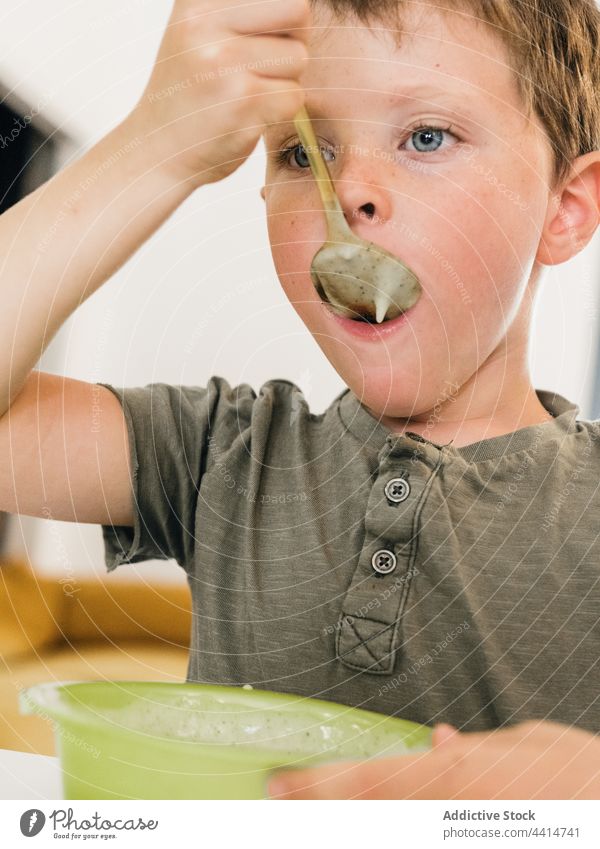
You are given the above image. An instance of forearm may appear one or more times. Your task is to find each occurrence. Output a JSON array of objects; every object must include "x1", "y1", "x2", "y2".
[{"x1": 0, "y1": 111, "x2": 195, "y2": 416}]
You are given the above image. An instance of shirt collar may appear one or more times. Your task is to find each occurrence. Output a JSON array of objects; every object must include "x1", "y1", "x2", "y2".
[{"x1": 337, "y1": 387, "x2": 582, "y2": 462}]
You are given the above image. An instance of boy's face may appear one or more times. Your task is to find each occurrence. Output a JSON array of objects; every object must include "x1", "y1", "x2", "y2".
[{"x1": 261, "y1": 4, "x2": 555, "y2": 419}]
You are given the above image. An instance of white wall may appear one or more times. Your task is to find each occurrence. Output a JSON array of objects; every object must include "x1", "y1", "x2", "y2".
[
  {"x1": 531, "y1": 234, "x2": 600, "y2": 414},
  {"x1": 1, "y1": 0, "x2": 599, "y2": 585}
]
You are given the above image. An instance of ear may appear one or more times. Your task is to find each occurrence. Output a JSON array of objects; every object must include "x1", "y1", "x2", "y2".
[
  {"x1": 260, "y1": 185, "x2": 266, "y2": 201},
  {"x1": 536, "y1": 151, "x2": 600, "y2": 266}
]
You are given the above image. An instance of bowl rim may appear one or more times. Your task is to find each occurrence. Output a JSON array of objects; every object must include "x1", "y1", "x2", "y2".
[{"x1": 19, "y1": 679, "x2": 431, "y2": 765}]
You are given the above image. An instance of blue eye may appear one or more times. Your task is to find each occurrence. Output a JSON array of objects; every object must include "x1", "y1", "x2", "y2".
[
  {"x1": 291, "y1": 144, "x2": 310, "y2": 168},
  {"x1": 276, "y1": 141, "x2": 336, "y2": 170},
  {"x1": 405, "y1": 125, "x2": 456, "y2": 154}
]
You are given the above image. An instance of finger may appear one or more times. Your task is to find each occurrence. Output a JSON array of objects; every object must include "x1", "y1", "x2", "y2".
[
  {"x1": 253, "y1": 77, "x2": 305, "y2": 128},
  {"x1": 227, "y1": 0, "x2": 312, "y2": 39},
  {"x1": 267, "y1": 748, "x2": 459, "y2": 800},
  {"x1": 432, "y1": 723, "x2": 459, "y2": 747},
  {"x1": 229, "y1": 35, "x2": 309, "y2": 80},
  {"x1": 267, "y1": 759, "x2": 365, "y2": 800}
]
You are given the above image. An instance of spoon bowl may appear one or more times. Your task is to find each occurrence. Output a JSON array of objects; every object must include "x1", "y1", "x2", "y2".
[{"x1": 293, "y1": 106, "x2": 422, "y2": 323}]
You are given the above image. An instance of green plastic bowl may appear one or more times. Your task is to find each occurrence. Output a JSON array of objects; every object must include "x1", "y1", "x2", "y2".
[{"x1": 19, "y1": 680, "x2": 431, "y2": 799}]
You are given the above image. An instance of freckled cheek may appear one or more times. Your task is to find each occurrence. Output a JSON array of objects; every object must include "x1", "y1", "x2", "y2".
[
  {"x1": 432, "y1": 182, "x2": 533, "y2": 312},
  {"x1": 266, "y1": 203, "x2": 322, "y2": 301}
]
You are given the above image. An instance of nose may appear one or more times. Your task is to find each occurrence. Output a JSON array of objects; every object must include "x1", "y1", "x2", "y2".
[
  {"x1": 356, "y1": 201, "x2": 376, "y2": 218},
  {"x1": 333, "y1": 163, "x2": 396, "y2": 233}
]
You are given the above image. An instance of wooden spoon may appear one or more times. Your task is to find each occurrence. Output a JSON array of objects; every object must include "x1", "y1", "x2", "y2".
[{"x1": 293, "y1": 105, "x2": 422, "y2": 323}]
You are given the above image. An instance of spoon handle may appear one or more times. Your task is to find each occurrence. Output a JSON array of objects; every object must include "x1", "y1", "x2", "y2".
[{"x1": 293, "y1": 105, "x2": 348, "y2": 238}]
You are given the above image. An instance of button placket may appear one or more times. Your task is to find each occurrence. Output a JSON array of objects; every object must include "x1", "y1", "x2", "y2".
[{"x1": 335, "y1": 443, "x2": 443, "y2": 674}]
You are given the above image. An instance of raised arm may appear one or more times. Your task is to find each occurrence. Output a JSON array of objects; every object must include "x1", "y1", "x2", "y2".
[{"x1": 0, "y1": 0, "x2": 309, "y2": 526}]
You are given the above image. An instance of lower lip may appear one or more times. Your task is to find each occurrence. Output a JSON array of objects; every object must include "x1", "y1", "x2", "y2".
[{"x1": 321, "y1": 301, "x2": 416, "y2": 338}]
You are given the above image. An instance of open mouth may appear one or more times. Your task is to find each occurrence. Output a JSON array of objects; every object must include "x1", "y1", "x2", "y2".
[
  {"x1": 321, "y1": 299, "x2": 415, "y2": 338},
  {"x1": 314, "y1": 278, "x2": 408, "y2": 325},
  {"x1": 322, "y1": 299, "x2": 405, "y2": 324},
  {"x1": 353, "y1": 313, "x2": 403, "y2": 324}
]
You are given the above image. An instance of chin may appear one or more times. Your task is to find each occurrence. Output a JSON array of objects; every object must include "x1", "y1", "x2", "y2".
[
  {"x1": 339, "y1": 368, "x2": 419, "y2": 417},
  {"x1": 340, "y1": 357, "x2": 458, "y2": 417}
]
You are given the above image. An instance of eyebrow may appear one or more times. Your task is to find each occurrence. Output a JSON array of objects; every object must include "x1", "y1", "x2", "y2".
[
  {"x1": 265, "y1": 82, "x2": 482, "y2": 140},
  {"x1": 387, "y1": 82, "x2": 482, "y2": 117}
]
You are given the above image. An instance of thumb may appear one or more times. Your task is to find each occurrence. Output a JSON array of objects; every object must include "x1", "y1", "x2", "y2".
[{"x1": 432, "y1": 723, "x2": 460, "y2": 747}]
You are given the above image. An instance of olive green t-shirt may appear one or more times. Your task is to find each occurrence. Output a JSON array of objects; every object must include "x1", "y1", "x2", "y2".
[{"x1": 98, "y1": 376, "x2": 600, "y2": 733}]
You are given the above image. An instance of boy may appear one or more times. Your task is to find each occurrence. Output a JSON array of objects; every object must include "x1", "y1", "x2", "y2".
[{"x1": 1, "y1": 0, "x2": 600, "y2": 799}]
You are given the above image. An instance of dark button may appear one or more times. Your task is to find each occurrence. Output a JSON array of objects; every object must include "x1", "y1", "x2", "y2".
[
  {"x1": 371, "y1": 548, "x2": 397, "y2": 575},
  {"x1": 384, "y1": 476, "x2": 410, "y2": 503}
]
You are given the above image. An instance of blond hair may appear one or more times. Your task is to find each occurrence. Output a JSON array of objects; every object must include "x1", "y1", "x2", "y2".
[{"x1": 311, "y1": 0, "x2": 600, "y2": 188}]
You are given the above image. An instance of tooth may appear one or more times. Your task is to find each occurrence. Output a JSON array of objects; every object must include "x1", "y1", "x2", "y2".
[{"x1": 374, "y1": 290, "x2": 392, "y2": 324}]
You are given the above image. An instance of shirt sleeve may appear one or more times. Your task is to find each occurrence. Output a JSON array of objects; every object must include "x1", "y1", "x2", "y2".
[{"x1": 96, "y1": 375, "x2": 255, "y2": 573}]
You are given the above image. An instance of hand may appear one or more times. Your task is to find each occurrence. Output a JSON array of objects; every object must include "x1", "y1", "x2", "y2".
[
  {"x1": 267, "y1": 720, "x2": 600, "y2": 799},
  {"x1": 130, "y1": 0, "x2": 311, "y2": 187}
]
